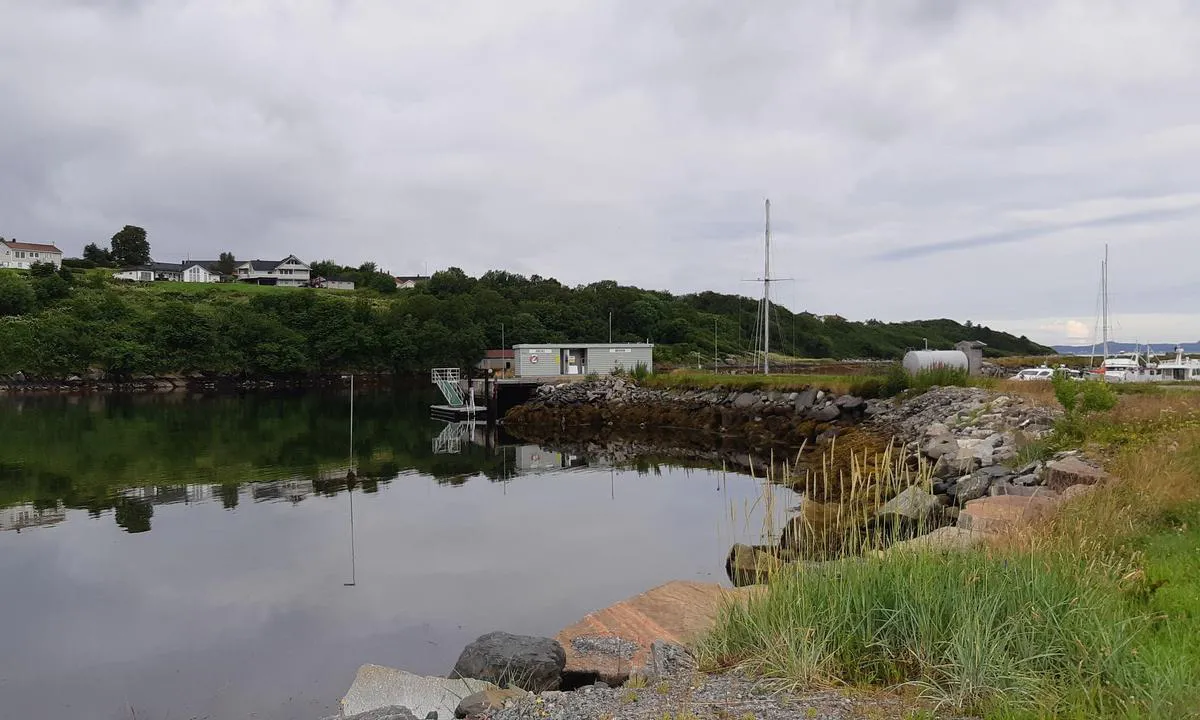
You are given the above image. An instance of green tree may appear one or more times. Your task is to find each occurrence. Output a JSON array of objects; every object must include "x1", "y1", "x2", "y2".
[
  {"x1": 83, "y1": 243, "x2": 113, "y2": 266},
  {"x1": 110, "y1": 225, "x2": 151, "y2": 266},
  {"x1": 0, "y1": 272, "x2": 36, "y2": 316},
  {"x1": 217, "y1": 252, "x2": 237, "y2": 277}
]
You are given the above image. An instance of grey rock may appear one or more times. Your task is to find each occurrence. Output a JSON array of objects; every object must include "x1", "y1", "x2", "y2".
[
  {"x1": 878, "y1": 486, "x2": 941, "y2": 523},
  {"x1": 732, "y1": 392, "x2": 758, "y2": 409},
  {"x1": 1014, "y1": 473, "x2": 1041, "y2": 486},
  {"x1": 834, "y1": 394, "x2": 864, "y2": 409},
  {"x1": 637, "y1": 640, "x2": 697, "y2": 682},
  {"x1": 1044, "y1": 457, "x2": 1111, "y2": 492},
  {"x1": 922, "y1": 435, "x2": 959, "y2": 460},
  {"x1": 343, "y1": 706, "x2": 420, "y2": 720},
  {"x1": 807, "y1": 404, "x2": 840, "y2": 422},
  {"x1": 454, "y1": 688, "x2": 526, "y2": 719},
  {"x1": 793, "y1": 387, "x2": 817, "y2": 411},
  {"x1": 452, "y1": 632, "x2": 565, "y2": 692},
  {"x1": 954, "y1": 472, "x2": 992, "y2": 504}
]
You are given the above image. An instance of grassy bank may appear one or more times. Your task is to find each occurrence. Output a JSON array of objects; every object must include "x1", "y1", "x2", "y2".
[{"x1": 700, "y1": 384, "x2": 1200, "y2": 718}]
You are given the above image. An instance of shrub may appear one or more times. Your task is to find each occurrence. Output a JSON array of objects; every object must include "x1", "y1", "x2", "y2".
[
  {"x1": 847, "y1": 377, "x2": 883, "y2": 399},
  {"x1": 909, "y1": 365, "x2": 970, "y2": 392},
  {"x1": 631, "y1": 362, "x2": 650, "y2": 381}
]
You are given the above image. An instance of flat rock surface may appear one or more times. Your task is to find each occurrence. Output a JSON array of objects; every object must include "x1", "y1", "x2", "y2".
[
  {"x1": 341, "y1": 664, "x2": 494, "y2": 719},
  {"x1": 556, "y1": 581, "x2": 744, "y2": 684},
  {"x1": 958, "y1": 496, "x2": 1058, "y2": 533},
  {"x1": 1043, "y1": 456, "x2": 1110, "y2": 492}
]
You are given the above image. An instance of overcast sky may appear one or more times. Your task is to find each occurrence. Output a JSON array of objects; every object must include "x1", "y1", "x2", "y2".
[{"x1": 3, "y1": 1, "x2": 1199, "y2": 344}]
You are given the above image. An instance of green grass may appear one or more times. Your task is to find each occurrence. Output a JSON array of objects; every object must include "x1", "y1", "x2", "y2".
[
  {"x1": 641, "y1": 371, "x2": 871, "y2": 396},
  {"x1": 700, "y1": 544, "x2": 1198, "y2": 718}
]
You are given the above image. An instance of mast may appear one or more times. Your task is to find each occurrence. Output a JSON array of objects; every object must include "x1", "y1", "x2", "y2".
[
  {"x1": 1101, "y1": 244, "x2": 1109, "y2": 362},
  {"x1": 763, "y1": 198, "x2": 771, "y2": 375}
]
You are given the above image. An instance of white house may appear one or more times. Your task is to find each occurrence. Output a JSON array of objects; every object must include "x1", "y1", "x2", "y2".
[
  {"x1": 235, "y1": 255, "x2": 311, "y2": 286},
  {"x1": 113, "y1": 261, "x2": 220, "y2": 283},
  {"x1": 0, "y1": 240, "x2": 64, "y2": 269},
  {"x1": 394, "y1": 274, "x2": 429, "y2": 289}
]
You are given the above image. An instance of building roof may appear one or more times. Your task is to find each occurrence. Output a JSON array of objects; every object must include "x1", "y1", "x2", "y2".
[
  {"x1": 241, "y1": 256, "x2": 309, "y2": 272},
  {"x1": 1, "y1": 240, "x2": 63, "y2": 253},
  {"x1": 485, "y1": 349, "x2": 515, "y2": 359},
  {"x1": 513, "y1": 343, "x2": 654, "y2": 349}
]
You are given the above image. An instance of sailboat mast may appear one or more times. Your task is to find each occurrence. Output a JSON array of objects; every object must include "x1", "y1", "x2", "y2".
[
  {"x1": 1102, "y1": 244, "x2": 1109, "y2": 361},
  {"x1": 763, "y1": 198, "x2": 771, "y2": 375}
]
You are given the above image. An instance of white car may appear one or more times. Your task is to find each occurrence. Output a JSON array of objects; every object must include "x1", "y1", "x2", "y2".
[{"x1": 1011, "y1": 368, "x2": 1055, "y2": 381}]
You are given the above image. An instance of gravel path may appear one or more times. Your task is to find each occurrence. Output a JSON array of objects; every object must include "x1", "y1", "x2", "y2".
[{"x1": 484, "y1": 672, "x2": 966, "y2": 720}]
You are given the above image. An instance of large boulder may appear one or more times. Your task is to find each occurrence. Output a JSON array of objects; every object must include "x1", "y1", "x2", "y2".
[
  {"x1": 732, "y1": 392, "x2": 758, "y2": 409},
  {"x1": 342, "y1": 707, "x2": 420, "y2": 720},
  {"x1": 793, "y1": 388, "x2": 817, "y2": 413},
  {"x1": 878, "y1": 486, "x2": 941, "y2": 524},
  {"x1": 451, "y1": 632, "x2": 565, "y2": 692},
  {"x1": 922, "y1": 434, "x2": 959, "y2": 460},
  {"x1": 454, "y1": 688, "x2": 527, "y2": 719},
  {"x1": 725, "y1": 543, "x2": 780, "y2": 586},
  {"x1": 1043, "y1": 457, "x2": 1110, "y2": 492},
  {"x1": 807, "y1": 404, "x2": 841, "y2": 422},
  {"x1": 953, "y1": 472, "x2": 992, "y2": 505}
]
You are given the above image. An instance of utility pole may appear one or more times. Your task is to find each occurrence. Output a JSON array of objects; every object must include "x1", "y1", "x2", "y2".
[
  {"x1": 763, "y1": 199, "x2": 771, "y2": 375},
  {"x1": 1101, "y1": 244, "x2": 1110, "y2": 362},
  {"x1": 714, "y1": 318, "x2": 718, "y2": 373},
  {"x1": 608, "y1": 311, "x2": 612, "y2": 343}
]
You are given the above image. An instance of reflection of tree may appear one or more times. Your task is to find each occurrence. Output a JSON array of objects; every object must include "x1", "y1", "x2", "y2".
[
  {"x1": 218, "y1": 484, "x2": 240, "y2": 510},
  {"x1": 0, "y1": 387, "x2": 524, "y2": 532},
  {"x1": 114, "y1": 499, "x2": 153, "y2": 534}
]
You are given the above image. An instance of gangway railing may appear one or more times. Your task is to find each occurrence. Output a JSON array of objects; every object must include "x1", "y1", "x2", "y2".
[{"x1": 431, "y1": 368, "x2": 465, "y2": 407}]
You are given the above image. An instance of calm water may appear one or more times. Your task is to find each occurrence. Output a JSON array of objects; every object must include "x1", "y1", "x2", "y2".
[{"x1": 0, "y1": 389, "x2": 791, "y2": 720}]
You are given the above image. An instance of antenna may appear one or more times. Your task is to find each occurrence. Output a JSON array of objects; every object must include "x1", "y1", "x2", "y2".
[{"x1": 741, "y1": 198, "x2": 793, "y2": 375}]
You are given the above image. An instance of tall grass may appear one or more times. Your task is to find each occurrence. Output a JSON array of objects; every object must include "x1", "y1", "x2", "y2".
[
  {"x1": 704, "y1": 388, "x2": 1200, "y2": 719},
  {"x1": 699, "y1": 549, "x2": 1155, "y2": 716}
]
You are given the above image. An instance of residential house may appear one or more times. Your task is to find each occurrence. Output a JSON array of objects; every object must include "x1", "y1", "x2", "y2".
[
  {"x1": 235, "y1": 255, "x2": 311, "y2": 286},
  {"x1": 0, "y1": 503, "x2": 66, "y2": 532},
  {"x1": 0, "y1": 239, "x2": 64, "y2": 269},
  {"x1": 309, "y1": 275, "x2": 356, "y2": 290},
  {"x1": 113, "y1": 261, "x2": 220, "y2": 283},
  {"x1": 394, "y1": 274, "x2": 430, "y2": 289}
]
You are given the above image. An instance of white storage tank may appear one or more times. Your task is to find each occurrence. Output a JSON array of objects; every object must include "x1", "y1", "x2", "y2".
[{"x1": 902, "y1": 350, "x2": 969, "y2": 375}]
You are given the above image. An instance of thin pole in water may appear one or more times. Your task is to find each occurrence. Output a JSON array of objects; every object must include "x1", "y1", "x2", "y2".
[{"x1": 345, "y1": 373, "x2": 356, "y2": 587}]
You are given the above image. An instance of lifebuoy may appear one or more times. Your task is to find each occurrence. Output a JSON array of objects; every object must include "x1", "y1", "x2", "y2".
[
  {"x1": 530, "y1": 355, "x2": 539, "y2": 364},
  {"x1": 531, "y1": 453, "x2": 541, "y2": 462}
]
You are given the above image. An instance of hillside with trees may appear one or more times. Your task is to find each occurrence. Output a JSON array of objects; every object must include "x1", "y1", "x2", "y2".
[{"x1": 0, "y1": 266, "x2": 1051, "y2": 379}]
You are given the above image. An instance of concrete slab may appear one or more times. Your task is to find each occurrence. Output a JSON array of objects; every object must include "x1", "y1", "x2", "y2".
[
  {"x1": 957, "y1": 495, "x2": 1058, "y2": 533},
  {"x1": 555, "y1": 580, "x2": 744, "y2": 685},
  {"x1": 341, "y1": 664, "x2": 494, "y2": 719}
]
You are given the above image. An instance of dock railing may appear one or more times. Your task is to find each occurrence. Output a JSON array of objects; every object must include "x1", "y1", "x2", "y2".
[{"x1": 431, "y1": 368, "x2": 465, "y2": 407}]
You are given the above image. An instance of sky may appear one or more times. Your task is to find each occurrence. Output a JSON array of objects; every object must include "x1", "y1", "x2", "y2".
[{"x1": 2, "y1": 0, "x2": 1199, "y2": 345}]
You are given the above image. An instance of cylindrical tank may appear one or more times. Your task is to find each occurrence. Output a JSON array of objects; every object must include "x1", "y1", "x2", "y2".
[{"x1": 902, "y1": 350, "x2": 969, "y2": 375}]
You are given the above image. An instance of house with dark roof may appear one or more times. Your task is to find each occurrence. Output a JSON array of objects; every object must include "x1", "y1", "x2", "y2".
[
  {"x1": 234, "y1": 255, "x2": 311, "y2": 286},
  {"x1": 113, "y1": 261, "x2": 221, "y2": 283},
  {"x1": 0, "y1": 239, "x2": 64, "y2": 269}
]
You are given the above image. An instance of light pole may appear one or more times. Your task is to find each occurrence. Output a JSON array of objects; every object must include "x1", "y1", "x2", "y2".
[
  {"x1": 714, "y1": 318, "x2": 718, "y2": 374},
  {"x1": 342, "y1": 373, "x2": 356, "y2": 587},
  {"x1": 608, "y1": 312, "x2": 612, "y2": 343}
]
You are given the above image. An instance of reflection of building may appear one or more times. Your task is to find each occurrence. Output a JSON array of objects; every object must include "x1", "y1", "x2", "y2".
[
  {"x1": 514, "y1": 445, "x2": 587, "y2": 473},
  {"x1": 0, "y1": 503, "x2": 66, "y2": 532},
  {"x1": 250, "y1": 478, "x2": 314, "y2": 504},
  {"x1": 117, "y1": 484, "x2": 213, "y2": 506}
]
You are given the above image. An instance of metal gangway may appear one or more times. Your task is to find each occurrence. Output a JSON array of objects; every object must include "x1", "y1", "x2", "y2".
[{"x1": 431, "y1": 368, "x2": 466, "y2": 407}]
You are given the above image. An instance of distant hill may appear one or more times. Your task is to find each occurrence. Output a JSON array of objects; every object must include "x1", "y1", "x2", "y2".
[{"x1": 1052, "y1": 342, "x2": 1200, "y2": 356}]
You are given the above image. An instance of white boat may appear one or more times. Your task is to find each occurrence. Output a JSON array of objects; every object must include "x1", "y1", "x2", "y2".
[{"x1": 1154, "y1": 346, "x2": 1200, "y2": 383}]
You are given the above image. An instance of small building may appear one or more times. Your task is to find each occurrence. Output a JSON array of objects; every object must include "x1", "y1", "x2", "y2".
[
  {"x1": 955, "y1": 340, "x2": 987, "y2": 376},
  {"x1": 394, "y1": 274, "x2": 429, "y2": 289},
  {"x1": 181, "y1": 261, "x2": 222, "y2": 283},
  {"x1": 477, "y1": 349, "x2": 515, "y2": 373},
  {"x1": 310, "y1": 275, "x2": 356, "y2": 290},
  {"x1": 0, "y1": 240, "x2": 64, "y2": 269},
  {"x1": 512, "y1": 343, "x2": 654, "y2": 378}
]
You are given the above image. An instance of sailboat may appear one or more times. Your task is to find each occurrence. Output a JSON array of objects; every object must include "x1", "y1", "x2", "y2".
[{"x1": 1087, "y1": 246, "x2": 1200, "y2": 383}]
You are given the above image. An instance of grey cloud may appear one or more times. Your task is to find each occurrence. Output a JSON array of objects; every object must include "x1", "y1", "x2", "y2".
[{"x1": 2, "y1": 0, "x2": 1200, "y2": 341}]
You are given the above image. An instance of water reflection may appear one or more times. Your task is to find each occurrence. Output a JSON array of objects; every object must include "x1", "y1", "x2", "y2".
[{"x1": 0, "y1": 389, "x2": 793, "y2": 720}]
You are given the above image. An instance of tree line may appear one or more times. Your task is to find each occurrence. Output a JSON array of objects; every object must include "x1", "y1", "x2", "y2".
[{"x1": 0, "y1": 265, "x2": 1052, "y2": 379}]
